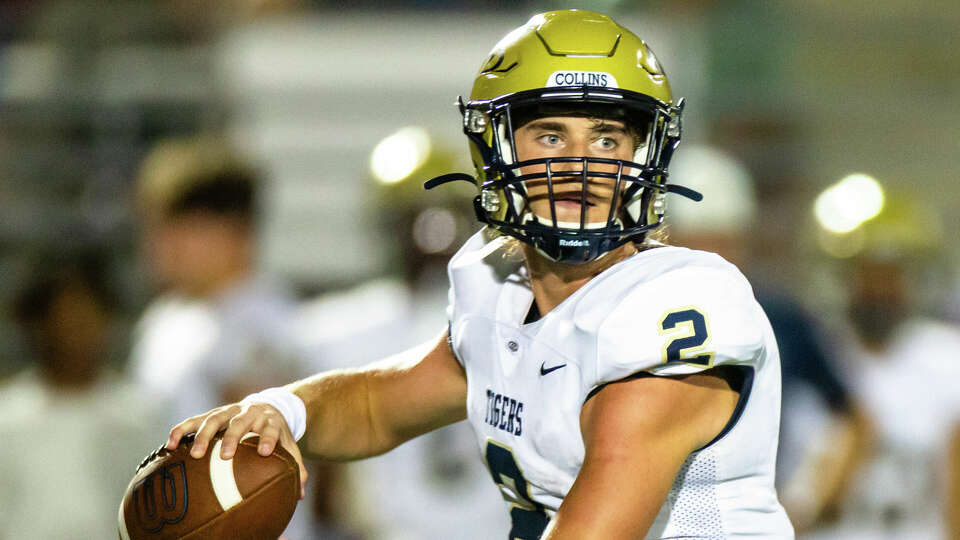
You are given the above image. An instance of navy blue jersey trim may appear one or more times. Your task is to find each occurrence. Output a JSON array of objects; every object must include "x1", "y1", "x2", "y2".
[
  {"x1": 696, "y1": 365, "x2": 754, "y2": 451},
  {"x1": 584, "y1": 379, "x2": 609, "y2": 404},
  {"x1": 523, "y1": 300, "x2": 541, "y2": 325},
  {"x1": 582, "y1": 365, "x2": 754, "y2": 451}
]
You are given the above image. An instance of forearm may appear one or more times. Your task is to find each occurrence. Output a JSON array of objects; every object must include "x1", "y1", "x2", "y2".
[
  {"x1": 290, "y1": 336, "x2": 466, "y2": 460},
  {"x1": 287, "y1": 367, "x2": 385, "y2": 460}
]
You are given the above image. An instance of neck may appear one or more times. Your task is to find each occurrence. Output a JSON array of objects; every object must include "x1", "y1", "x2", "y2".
[
  {"x1": 38, "y1": 359, "x2": 101, "y2": 391},
  {"x1": 522, "y1": 242, "x2": 638, "y2": 315}
]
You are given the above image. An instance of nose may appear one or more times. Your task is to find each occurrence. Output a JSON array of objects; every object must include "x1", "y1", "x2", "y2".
[{"x1": 549, "y1": 139, "x2": 591, "y2": 176}]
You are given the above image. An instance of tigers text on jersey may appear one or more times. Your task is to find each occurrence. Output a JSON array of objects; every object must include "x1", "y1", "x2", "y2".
[{"x1": 447, "y1": 229, "x2": 794, "y2": 539}]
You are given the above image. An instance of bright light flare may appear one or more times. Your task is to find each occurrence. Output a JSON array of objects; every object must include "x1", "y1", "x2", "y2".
[
  {"x1": 813, "y1": 173, "x2": 885, "y2": 234},
  {"x1": 371, "y1": 126, "x2": 431, "y2": 184}
]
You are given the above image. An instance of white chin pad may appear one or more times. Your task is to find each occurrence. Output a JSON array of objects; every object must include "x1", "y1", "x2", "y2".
[
  {"x1": 631, "y1": 143, "x2": 649, "y2": 176},
  {"x1": 624, "y1": 188, "x2": 644, "y2": 222},
  {"x1": 497, "y1": 122, "x2": 514, "y2": 166},
  {"x1": 622, "y1": 143, "x2": 650, "y2": 221}
]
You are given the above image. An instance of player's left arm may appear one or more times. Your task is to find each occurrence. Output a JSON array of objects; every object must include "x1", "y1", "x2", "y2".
[{"x1": 542, "y1": 367, "x2": 741, "y2": 540}]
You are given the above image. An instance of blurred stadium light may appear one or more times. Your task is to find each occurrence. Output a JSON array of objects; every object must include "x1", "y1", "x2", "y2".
[
  {"x1": 814, "y1": 173, "x2": 885, "y2": 235},
  {"x1": 371, "y1": 126, "x2": 432, "y2": 185}
]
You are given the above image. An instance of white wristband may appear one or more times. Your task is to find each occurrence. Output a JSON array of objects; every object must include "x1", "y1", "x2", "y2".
[{"x1": 241, "y1": 387, "x2": 307, "y2": 442}]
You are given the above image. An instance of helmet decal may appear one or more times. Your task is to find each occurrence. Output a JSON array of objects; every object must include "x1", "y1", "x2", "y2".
[{"x1": 546, "y1": 71, "x2": 619, "y2": 88}]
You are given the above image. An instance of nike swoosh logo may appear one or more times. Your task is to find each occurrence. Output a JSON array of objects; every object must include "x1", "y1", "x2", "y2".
[{"x1": 540, "y1": 362, "x2": 567, "y2": 376}]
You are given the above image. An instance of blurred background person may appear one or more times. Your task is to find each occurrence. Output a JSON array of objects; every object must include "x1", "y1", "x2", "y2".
[
  {"x1": 130, "y1": 134, "x2": 306, "y2": 426},
  {"x1": 128, "y1": 134, "x2": 354, "y2": 539},
  {"x1": 805, "y1": 188, "x2": 960, "y2": 540},
  {"x1": 295, "y1": 126, "x2": 510, "y2": 540},
  {"x1": 0, "y1": 251, "x2": 161, "y2": 539},
  {"x1": 666, "y1": 144, "x2": 870, "y2": 533}
]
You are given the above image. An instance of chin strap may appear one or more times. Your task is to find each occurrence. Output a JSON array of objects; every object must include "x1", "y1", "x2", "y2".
[
  {"x1": 424, "y1": 173, "x2": 476, "y2": 190},
  {"x1": 665, "y1": 183, "x2": 703, "y2": 202},
  {"x1": 423, "y1": 173, "x2": 491, "y2": 224}
]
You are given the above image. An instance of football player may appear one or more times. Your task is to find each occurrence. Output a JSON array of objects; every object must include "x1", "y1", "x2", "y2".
[
  {"x1": 167, "y1": 10, "x2": 794, "y2": 539},
  {"x1": 803, "y1": 197, "x2": 960, "y2": 540}
]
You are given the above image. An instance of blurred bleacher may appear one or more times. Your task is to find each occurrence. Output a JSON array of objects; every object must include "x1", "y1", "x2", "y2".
[{"x1": 1, "y1": 0, "x2": 958, "y2": 377}]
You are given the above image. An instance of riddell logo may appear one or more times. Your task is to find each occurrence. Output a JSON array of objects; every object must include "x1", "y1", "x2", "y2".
[{"x1": 559, "y1": 239, "x2": 588, "y2": 247}]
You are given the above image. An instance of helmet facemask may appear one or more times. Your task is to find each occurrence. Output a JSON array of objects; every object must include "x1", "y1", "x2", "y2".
[{"x1": 462, "y1": 87, "x2": 685, "y2": 264}]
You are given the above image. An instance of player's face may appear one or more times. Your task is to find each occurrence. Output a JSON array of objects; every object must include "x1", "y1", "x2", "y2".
[
  {"x1": 513, "y1": 116, "x2": 637, "y2": 225},
  {"x1": 142, "y1": 212, "x2": 250, "y2": 297}
]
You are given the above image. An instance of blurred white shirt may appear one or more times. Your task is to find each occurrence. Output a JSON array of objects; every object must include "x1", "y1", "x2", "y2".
[
  {"x1": 803, "y1": 318, "x2": 960, "y2": 540},
  {"x1": 0, "y1": 370, "x2": 162, "y2": 540},
  {"x1": 130, "y1": 277, "x2": 314, "y2": 425}
]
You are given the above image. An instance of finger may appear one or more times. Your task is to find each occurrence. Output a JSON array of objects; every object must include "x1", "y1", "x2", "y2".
[
  {"x1": 191, "y1": 406, "x2": 238, "y2": 458},
  {"x1": 167, "y1": 416, "x2": 203, "y2": 450},
  {"x1": 280, "y1": 435, "x2": 308, "y2": 500},
  {"x1": 219, "y1": 408, "x2": 257, "y2": 460},
  {"x1": 298, "y1": 459, "x2": 308, "y2": 500},
  {"x1": 255, "y1": 416, "x2": 283, "y2": 457},
  {"x1": 292, "y1": 453, "x2": 307, "y2": 500}
]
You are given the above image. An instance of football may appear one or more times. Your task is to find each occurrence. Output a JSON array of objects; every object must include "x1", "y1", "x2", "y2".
[{"x1": 118, "y1": 433, "x2": 300, "y2": 540}]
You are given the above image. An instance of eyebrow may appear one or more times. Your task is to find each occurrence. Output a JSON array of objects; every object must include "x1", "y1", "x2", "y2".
[
  {"x1": 522, "y1": 120, "x2": 568, "y2": 133},
  {"x1": 589, "y1": 122, "x2": 629, "y2": 135},
  {"x1": 522, "y1": 119, "x2": 630, "y2": 135}
]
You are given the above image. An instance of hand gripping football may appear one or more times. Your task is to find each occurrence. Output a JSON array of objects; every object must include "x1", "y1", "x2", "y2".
[{"x1": 118, "y1": 433, "x2": 299, "y2": 540}]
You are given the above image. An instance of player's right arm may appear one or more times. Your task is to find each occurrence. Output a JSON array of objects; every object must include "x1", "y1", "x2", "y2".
[
  {"x1": 291, "y1": 329, "x2": 467, "y2": 460},
  {"x1": 166, "y1": 329, "x2": 466, "y2": 463}
]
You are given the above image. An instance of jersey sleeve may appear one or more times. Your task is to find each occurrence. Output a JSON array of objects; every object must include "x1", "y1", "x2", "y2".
[
  {"x1": 594, "y1": 263, "x2": 769, "y2": 387},
  {"x1": 445, "y1": 283, "x2": 465, "y2": 368},
  {"x1": 445, "y1": 228, "x2": 520, "y2": 369}
]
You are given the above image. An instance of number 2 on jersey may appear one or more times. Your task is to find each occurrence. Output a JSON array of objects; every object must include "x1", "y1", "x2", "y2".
[
  {"x1": 485, "y1": 440, "x2": 550, "y2": 540},
  {"x1": 659, "y1": 307, "x2": 714, "y2": 366}
]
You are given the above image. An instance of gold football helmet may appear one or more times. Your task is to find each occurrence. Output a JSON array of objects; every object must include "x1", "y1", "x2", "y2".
[{"x1": 427, "y1": 9, "x2": 700, "y2": 263}]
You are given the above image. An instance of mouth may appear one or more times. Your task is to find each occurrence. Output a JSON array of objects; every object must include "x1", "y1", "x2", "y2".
[
  {"x1": 527, "y1": 187, "x2": 605, "y2": 207},
  {"x1": 552, "y1": 193, "x2": 595, "y2": 208}
]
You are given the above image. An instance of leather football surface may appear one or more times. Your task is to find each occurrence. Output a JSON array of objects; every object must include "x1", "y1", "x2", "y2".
[{"x1": 118, "y1": 433, "x2": 299, "y2": 540}]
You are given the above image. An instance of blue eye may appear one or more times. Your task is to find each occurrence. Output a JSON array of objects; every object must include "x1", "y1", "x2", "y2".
[{"x1": 597, "y1": 137, "x2": 617, "y2": 149}]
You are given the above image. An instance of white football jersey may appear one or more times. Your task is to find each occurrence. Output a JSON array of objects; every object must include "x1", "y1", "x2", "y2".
[{"x1": 447, "y1": 229, "x2": 794, "y2": 539}]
